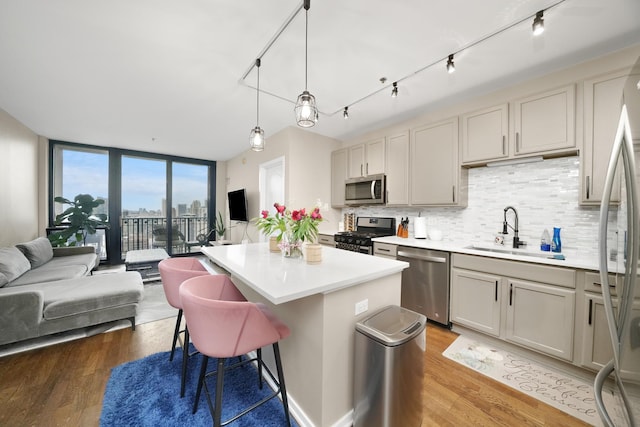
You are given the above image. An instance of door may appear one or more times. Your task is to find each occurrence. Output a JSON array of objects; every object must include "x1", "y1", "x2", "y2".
[
  {"x1": 450, "y1": 268, "x2": 501, "y2": 336},
  {"x1": 120, "y1": 156, "x2": 168, "y2": 256},
  {"x1": 259, "y1": 156, "x2": 285, "y2": 242},
  {"x1": 505, "y1": 278, "x2": 575, "y2": 361}
]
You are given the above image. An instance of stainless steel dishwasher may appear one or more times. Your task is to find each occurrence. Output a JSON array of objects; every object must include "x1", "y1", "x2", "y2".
[{"x1": 397, "y1": 246, "x2": 450, "y2": 327}]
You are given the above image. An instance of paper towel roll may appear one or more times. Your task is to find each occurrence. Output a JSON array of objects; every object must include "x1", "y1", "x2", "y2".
[{"x1": 414, "y1": 217, "x2": 427, "y2": 239}]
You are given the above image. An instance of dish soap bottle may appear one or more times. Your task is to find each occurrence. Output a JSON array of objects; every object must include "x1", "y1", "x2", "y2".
[
  {"x1": 540, "y1": 229, "x2": 551, "y2": 251},
  {"x1": 551, "y1": 227, "x2": 562, "y2": 253}
]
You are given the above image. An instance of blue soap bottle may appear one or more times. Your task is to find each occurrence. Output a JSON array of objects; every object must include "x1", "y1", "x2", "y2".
[{"x1": 551, "y1": 227, "x2": 562, "y2": 253}]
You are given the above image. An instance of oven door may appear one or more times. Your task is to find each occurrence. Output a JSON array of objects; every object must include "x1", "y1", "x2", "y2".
[{"x1": 345, "y1": 174, "x2": 385, "y2": 205}]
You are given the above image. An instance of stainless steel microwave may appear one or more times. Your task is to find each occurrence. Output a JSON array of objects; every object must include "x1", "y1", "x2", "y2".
[{"x1": 345, "y1": 174, "x2": 386, "y2": 205}]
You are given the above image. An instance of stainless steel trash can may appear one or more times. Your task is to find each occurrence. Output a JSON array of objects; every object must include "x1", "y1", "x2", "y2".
[{"x1": 353, "y1": 305, "x2": 426, "y2": 427}]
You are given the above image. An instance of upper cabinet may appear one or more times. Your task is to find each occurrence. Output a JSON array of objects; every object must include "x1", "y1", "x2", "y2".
[
  {"x1": 348, "y1": 137, "x2": 385, "y2": 178},
  {"x1": 330, "y1": 148, "x2": 348, "y2": 208},
  {"x1": 580, "y1": 70, "x2": 635, "y2": 205},
  {"x1": 385, "y1": 130, "x2": 410, "y2": 206},
  {"x1": 461, "y1": 103, "x2": 509, "y2": 165},
  {"x1": 513, "y1": 84, "x2": 576, "y2": 156},
  {"x1": 410, "y1": 117, "x2": 467, "y2": 206}
]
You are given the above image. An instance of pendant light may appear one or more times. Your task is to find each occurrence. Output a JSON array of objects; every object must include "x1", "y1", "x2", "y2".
[
  {"x1": 249, "y1": 58, "x2": 265, "y2": 151},
  {"x1": 391, "y1": 82, "x2": 398, "y2": 97},
  {"x1": 446, "y1": 54, "x2": 456, "y2": 74},
  {"x1": 294, "y1": 0, "x2": 318, "y2": 127}
]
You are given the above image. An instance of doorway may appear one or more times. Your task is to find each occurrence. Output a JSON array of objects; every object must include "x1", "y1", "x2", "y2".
[{"x1": 259, "y1": 156, "x2": 285, "y2": 242}]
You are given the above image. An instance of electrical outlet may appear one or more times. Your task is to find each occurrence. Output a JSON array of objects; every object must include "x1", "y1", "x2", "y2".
[{"x1": 355, "y1": 299, "x2": 368, "y2": 315}]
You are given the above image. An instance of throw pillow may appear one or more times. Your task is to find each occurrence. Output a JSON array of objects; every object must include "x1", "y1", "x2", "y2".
[
  {"x1": 0, "y1": 247, "x2": 32, "y2": 284},
  {"x1": 16, "y1": 237, "x2": 54, "y2": 268}
]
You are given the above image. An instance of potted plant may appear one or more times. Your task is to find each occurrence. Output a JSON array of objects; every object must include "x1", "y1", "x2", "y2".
[
  {"x1": 48, "y1": 194, "x2": 109, "y2": 247},
  {"x1": 196, "y1": 211, "x2": 227, "y2": 244}
]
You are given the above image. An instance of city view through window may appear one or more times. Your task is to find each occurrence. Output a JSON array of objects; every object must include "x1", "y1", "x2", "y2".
[{"x1": 55, "y1": 147, "x2": 211, "y2": 258}]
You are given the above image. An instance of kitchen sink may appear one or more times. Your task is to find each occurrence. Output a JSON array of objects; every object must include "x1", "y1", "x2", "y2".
[{"x1": 464, "y1": 244, "x2": 565, "y2": 260}]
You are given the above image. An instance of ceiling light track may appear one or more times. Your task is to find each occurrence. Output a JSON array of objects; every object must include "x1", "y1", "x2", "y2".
[
  {"x1": 240, "y1": 0, "x2": 567, "y2": 121},
  {"x1": 330, "y1": 0, "x2": 566, "y2": 117}
]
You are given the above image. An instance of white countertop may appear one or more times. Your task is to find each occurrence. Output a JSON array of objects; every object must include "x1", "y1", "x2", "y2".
[
  {"x1": 201, "y1": 243, "x2": 409, "y2": 305},
  {"x1": 373, "y1": 235, "x2": 606, "y2": 271}
]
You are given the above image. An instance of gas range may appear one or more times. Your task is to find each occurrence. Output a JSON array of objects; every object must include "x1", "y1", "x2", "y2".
[{"x1": 334, "y1": 217, "x2": 396, "y2": 254}]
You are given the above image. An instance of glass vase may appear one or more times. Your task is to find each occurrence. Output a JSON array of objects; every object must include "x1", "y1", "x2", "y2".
[{"x1": 279, "y1": 232, "x2": 303, "y2": 258}]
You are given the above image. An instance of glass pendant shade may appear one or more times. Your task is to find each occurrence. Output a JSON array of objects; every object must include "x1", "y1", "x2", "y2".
[
  {"x1": 295, "y1": 90, "x2": 318, "y2": 127},
  {"x1": 249, "y1": 126, "x2": 265, "y2": 151}
]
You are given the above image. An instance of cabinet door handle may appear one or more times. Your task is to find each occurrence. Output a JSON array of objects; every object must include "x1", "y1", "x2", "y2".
[
  {"x1": 366, "y1": 163, "x2": 369, "y2": 175},
  {"x1": 494, "y1": 280, "x2": 498, "y2": 301},
  {"x1": 509, "y1": 283, "x2": 513, "y2": 306},
  {"x1": 452, "y1": 186, "x2": 456, "y2": 203},
  {"x1": 377, "y1": 248, "x2": 391, "y2": 252},
  {"x1": 360, "y1": 164, "x2": 363, "y2": 176},
  {"x1": 588, "y1": 299, "x2": 593, "y2": 325},
  {"x1": 586, "y1": 176, "x2": 590, "y2": 200},
  {"x1": 593, "y1": 281, "x2": 616, "y2": 288},
  {"x1": 502, "y1": 135, "x2": 506, "y2": 155},
  {"x1": 515, "y1": 132, "x2": 520, "y2": 153}
]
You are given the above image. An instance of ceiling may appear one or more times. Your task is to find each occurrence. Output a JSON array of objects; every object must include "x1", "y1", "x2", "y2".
[{"x1": 0, "y1": 0, "x2": 639, "y2": 161}]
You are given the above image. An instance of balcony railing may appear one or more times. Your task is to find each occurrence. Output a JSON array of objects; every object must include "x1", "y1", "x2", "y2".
[{"x1": 121, "y1": 216, "x2": 210, "y2": 258}]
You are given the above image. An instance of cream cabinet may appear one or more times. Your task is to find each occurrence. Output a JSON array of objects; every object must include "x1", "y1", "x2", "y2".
[
  {"x1": 450, "y1": 268, "x2": 501, "y2": 336},
  {"x1": 410, "y1": 117, "x2": 467, "y2": 206},
  {"x1": 331, "y1": 148, "x2": 348, "y2": 207},
  {"x1": 385, "y1": 130, "x2": 410, "y2": 205},
  {"x1": 505, "y1": 278, "x2": 575, "y2": 361},
  {"x1": 373, "y1": 242, "x2": 397, "y2": 259},
  {"x1": 317, "y1": 233, "x2": 335, "y2": 247},
  {"x1": 461, "y1": 103, "x2": 509, "y2": 165},
  {"x1": 451, "y1": 254, "x2": 576, "y2": 361},
  {"x1": 513, "y1": 84, "x2": 576, "y2": 156},
  {"x1": 348, "y1": 137, "x2": 385, "y2": 178},
  {"x1": 580, "y1": 70, "x2": 637, "y2": 204},
  {"x1": 581, "y1": 293, "x2": 640, "y2": 382}
]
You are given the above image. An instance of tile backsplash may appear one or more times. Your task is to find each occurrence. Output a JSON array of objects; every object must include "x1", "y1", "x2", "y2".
[{"x1": 345, "y1": 156, "x2": 607, "y2": 257}]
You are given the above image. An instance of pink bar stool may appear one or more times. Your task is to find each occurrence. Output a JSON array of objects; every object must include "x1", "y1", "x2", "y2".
[
  {"x1": 158, "y1": 257, "x2": 212, "y2": 397},
  {"x1": 180, "y1": 275, "x2": 292, "y2": 427}
]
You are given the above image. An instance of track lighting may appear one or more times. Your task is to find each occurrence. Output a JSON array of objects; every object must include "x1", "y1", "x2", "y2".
[
  {"x1": 447, "y1": 54, "x2": 455, "y2": 74},
  {"x1": 391, "y1": 82, "x2": 398, "y2": 98},
  {"x1": 343, "y1": 107, "x2": 349, "y2": 119},
  {"x1": 294, "y1": 0, "x2": 318, "y2": 127},
  {"x1": 249, "y1": 58, "x2": 265, "y2": 151},
  {"x1": 532, "y1": 10, "x2": 544, "y2": 36}
]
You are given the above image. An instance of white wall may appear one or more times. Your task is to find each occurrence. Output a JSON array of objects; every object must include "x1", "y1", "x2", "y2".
[
  {"x1": 0, "y1": 108, "x2": 42, "y2": 246},
  {"x1": 225, "y1": 126, "x2": 341, "y2": 243}
]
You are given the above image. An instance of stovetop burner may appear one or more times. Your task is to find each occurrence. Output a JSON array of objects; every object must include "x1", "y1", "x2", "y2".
[{"x1": 334, "y1": 217, "x2": 396, "y2": 252}]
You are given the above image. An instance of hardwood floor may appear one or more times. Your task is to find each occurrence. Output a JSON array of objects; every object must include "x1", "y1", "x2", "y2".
[{"x1": 0, "y1": 318, "x2": 589, "y2": 427}]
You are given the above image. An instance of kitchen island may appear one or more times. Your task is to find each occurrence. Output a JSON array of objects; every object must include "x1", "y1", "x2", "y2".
[{"x1": 201, "y1": 243, "x2": 408, "y2": 427}]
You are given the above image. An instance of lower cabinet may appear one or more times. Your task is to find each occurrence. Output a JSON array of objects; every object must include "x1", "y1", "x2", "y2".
[
  {"x1": 505, "y1": 279, "x2": 575, "y2": 361},
  {"x1": 450, "y1": 268, "x2": 501, "y2": 337},
  {"x1": 450, "y1": 254, "x2": 576, "y2": 362},
  {"x1": 581, "y1": 293, "x2": 640, "y2": 382}
]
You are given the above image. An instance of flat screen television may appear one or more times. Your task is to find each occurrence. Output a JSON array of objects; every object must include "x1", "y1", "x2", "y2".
[{"x1": 228, "y1": 188, "x2": 249, "y2": 222}]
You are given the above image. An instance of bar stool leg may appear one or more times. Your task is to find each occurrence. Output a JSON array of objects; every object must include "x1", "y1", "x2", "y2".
[
  {"x1": 257, "y1": 347, "x2": 263, "y2": 389},
  {"x1": 169, "y1": 309, "x2": 183, "y2": 361},
  {"x1": 180, "y1": 325, "x2": 190, "y2": 397},
  {"x1": 273, "y1": 343, "x2": 291, "y2": 427},
  {"x1": 193, "y1": 355, "x2": 209, "y2": 414},
  {"x1": 213, "y1": 358, "x2": 226, "y2": 427}
]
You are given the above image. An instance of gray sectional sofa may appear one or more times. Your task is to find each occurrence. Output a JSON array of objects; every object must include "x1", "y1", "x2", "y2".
[{"x1": 0, "y1": 237, "x2": 144, "y2": 346}]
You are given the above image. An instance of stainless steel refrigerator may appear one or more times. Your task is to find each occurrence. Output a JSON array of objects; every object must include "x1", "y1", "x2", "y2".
[{"x1": 595, "y1": 56, "x2": 640, "y2": 426}]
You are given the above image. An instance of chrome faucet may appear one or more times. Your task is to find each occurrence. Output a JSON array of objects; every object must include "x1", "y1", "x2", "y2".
[{"x1": 503, "y1": 206, "x2": 526, "y2": 248}]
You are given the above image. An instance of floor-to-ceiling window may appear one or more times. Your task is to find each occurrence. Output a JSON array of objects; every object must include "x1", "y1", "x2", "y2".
[
  {"x1": 49, "y1": 141, "x2": 216, "y2": 263},
  {"x1": 50, "y1": 145, "x2": 109, "y2": 259}
]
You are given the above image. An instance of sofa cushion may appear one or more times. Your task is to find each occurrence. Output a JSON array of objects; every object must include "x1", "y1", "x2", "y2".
[
  {"x1": 16, "y1": 237, "x2": 54, "y2": 268},
  {"x1": 41, "y1": 272, "x2": 144, "y2": 320},
  {"x1": 0, "y1": 247, "x2": 31, "y2": 285},
  {"x1": 0, "y1": 272, "x2": 7, "y2": 287},
  {"x1": 7, "y1": 253, "x2": 98, "y2": 287}
]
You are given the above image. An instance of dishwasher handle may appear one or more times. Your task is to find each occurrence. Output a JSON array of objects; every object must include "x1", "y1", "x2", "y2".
[{"x1": 397, "y1": 251, "x2": 447, "y2": 263}]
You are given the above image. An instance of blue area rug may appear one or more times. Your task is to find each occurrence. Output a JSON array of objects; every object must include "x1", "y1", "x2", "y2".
[{"x1": 100, "y1": 345, "x2": 296, "y2": 426}]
